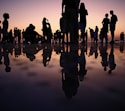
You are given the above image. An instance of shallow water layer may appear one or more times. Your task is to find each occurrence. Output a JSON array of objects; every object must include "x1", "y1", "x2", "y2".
[{"x1": 0, "y1": 42, "x2": 125, "y2": 111}]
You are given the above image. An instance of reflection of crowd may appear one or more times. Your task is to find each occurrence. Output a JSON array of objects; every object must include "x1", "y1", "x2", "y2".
[
  {"x1": 0, "y1": 41, "x2": 124, "y2": 100},
  {"x1": 0, "y1": 42, "x2": 120, "y2": 74}
]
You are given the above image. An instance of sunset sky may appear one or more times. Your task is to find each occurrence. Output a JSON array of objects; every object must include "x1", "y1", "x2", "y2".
[{"x1": 0, "y1": 0, "x2": 125, "y2": 39}]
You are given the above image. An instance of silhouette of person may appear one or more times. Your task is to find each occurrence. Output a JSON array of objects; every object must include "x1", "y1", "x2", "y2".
[
  {"x1": 53, "y1": 30, "x2": 63, "y2": 44},
  {"x1": 14, "y1": 27, "x2": 21, "y2": 44},
  {"x1": 0, "y1": 20, "x2": 1, "y2": 42},
  {"x1": 60, "y1": 13, "x2": 67, "y2": 43},
  {"x1": 62, "y1": 0, "x2": 80, "y2": 44},
  {"x1": 24, "y1": 24, "x2": 39, "y2": 44},
  {"x1": 42, "y1": 17, "x2": 47, "y2": 38},
  {"x1": 108, "y1": 44, "x2": 116, "y2": 74},
  {"x1": 102, "y1": 13, "x2": 110, "y2": 43},
  {"x1": 42, "y1": 17, "x2": 52, "y2": 43},
  {"x1": 79, "y1": 2, "x2": 88, "y2": 43},
  {"x1": 109, "y1": 10, "x2": 118, "y2": 44},
  {"x1": 1, "y1": 13, "x2": 9, "y2": 44},
  {"x1": 120, "y1": 32, "x2": 124, "y2": 42},
  {"x1": 8, "y1": 29, "x2": 13, "y2": 43},
  {"x1": 99, "y1": 44, "x2": 108, "y2": 71},
  {"x1": 42, "y1": 44, "x2": 52, "y2": 67},
  {"x1": 94, "y1": 26, "x2": 99, "y2": 43},
  {"x1": 89, "y1": 27, "x2": 94, "y2": 42}
]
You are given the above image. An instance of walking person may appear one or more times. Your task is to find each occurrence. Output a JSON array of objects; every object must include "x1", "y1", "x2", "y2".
[{"x1": 109, "y1": 10, "x2": 118, "y2": 44}]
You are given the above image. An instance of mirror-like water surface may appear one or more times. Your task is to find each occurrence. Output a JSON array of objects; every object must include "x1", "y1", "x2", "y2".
[{"x1": 0, "y1": 42, "x2": 125, "y2": 111}]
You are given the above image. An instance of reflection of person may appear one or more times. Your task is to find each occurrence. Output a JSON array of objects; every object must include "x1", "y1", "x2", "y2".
[
  {"x1": 60, "y1": 44, "x2": 79, "y2": 99},
  {"x1": 3, "y1": 47, "x2": 11, "y2": 72},
  {"x1": 99, "y1": 44, "x2": 108, "y2": 71},
  {"x1": 62, "y1": 69, "x2": 79, "y2": 99},
  {"x1": 24, "y1": 44, "x2": 41, "y2": 61},
  {"x1": 108, "y1": 44, "x2": 116, "y2": 74},
  {"x1": 110, "y1": 10, "x2": 118, "y2": 44},
  {"x1": 78, "y1": 48, "x2": 87, "y2": 81},
  {"x1": 42, "y1": 44, "x2": 52, "y2": 67},
  {"x1": 120, "y1": 42, "x2": 124, "y2": 53},
  {"x1": 0, "y1": 46, "x2": 2, "y2": 64}
]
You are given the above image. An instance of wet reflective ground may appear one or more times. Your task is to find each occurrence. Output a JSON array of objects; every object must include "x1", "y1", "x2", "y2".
[{"x1": 0, "y1": 42, "x2": 125, "y2": 111}]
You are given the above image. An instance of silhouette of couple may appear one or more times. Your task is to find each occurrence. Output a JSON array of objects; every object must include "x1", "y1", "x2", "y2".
[
  {"x1": 61, "y1": 0, "x2": 87, "y2": 44},
  {"x1": 101, "y1": 10, "x2": 118, "y2": 44}
]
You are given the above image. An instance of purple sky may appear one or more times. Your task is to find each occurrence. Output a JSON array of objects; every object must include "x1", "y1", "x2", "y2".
[{"x1": 0, "y1": 0, "x2": 125, "y2": 38}]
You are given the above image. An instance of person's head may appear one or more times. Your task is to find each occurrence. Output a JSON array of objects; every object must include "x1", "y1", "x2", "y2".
[
  {"x1": 80, "y1": 2, "x2": 85, "y2": 9},
  {"x1": 105, "y1": 13, "x2": 108, "y2": 18},
  {"x1": 110, "y1": 10, "x2": 114, "y2": 15},
  {"x1": 3, "y1": 13, "x2": 9, "y2": 19},
  {"x1": 43, "y1": 17, "x2": 46, "y2": 21}
]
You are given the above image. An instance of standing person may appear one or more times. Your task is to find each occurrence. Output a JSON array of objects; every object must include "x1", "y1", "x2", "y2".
[
  {"x1": 42, "y1": 17, "x2": 52, "y2": 43},
  {"x1": 42, "y1": 17, "x2": 48, "y2": 40},
  {"x1": 109, "y1": 10, "x2": 118, "y2": 44},
  {"x1": 1, "y1": 13, "x2": 9, "y2": 44},
  {"x1": 79, "y1": 2, "x2": 88, "y2": 43},
  {"x1": 60, "y1": 13, "x2": 67, "y2": 43},
  {"x1": 102, "y1": 13, "x2": 110, "y2": 43},
  {"x1": 94, "y1": 26, "x2": 99, "y2": 43},
  {"x1": 0, "y1": 21, "x2": 1, "y2": 42},
  {"x1": 62, "y1": 0, "x2": 80, "y2": 44}
]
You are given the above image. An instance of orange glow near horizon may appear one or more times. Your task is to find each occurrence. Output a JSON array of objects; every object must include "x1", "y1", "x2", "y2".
[{"x1": 0, "y1": 0, "x2": 125, "y2": 40}]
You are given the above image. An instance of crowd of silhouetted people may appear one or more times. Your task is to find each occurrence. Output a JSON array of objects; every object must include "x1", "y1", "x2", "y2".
[{"x1": 0, "y1": 0, "x2": 125, "y2": 45}]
